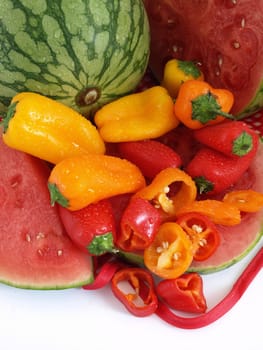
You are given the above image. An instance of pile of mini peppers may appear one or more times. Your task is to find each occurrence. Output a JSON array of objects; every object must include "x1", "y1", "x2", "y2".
[{"x1": 1, "y1": 58, "x2": 263, "y2": 328}]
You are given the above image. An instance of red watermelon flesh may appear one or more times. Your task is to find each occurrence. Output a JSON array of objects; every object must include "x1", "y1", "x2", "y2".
[
  {"x1": 143, "y1": 0, "x2": 263, "y2": 117},
  {"x1": 189, "y1": 142, "x2": 263, "y2": 273},
  {"x1": 0, "y1": 130, "x2": 93, "y2": 289}
]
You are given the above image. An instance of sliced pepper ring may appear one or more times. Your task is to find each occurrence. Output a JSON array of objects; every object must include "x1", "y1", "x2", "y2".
[
  {"x1": 111, "y1": 267, "x2": 158, "y2": 317},
  {"x1": 176, "y1": 212, "x2": 220, "y2": 261},
  {"x1": 144, "y1": 222, "x2": 194, "y2": 279}
]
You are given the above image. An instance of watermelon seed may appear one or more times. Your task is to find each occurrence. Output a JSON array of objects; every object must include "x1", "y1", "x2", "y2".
[
  {"x1": 36, "y1": 232, "x2": 45, "y2": 240},
  {"x1": 232, "y1": 41, "x2": 241, "y2": 49},
  {"x1": 37, "y1": 249, "x2": 43, "y2": 256},
  {"x1": 10, "y1": 174, "x2": 22, "y2": 188},
  {"x1": 25, "y1": 234, "x2": 31, "y2": 242},
  {"x1": 57, "y1": 249, "x2": 63, "y2": 256}
]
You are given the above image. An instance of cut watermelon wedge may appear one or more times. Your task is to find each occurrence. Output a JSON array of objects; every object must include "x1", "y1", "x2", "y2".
[{"x1": 0, "y1": 130, "x2": 93, "y2": 289}]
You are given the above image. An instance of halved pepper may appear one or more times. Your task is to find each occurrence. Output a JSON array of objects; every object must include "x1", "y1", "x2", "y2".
[
  {"x1": 111, "y1": 267, "x2": 158, "y2": 317},
  {"x1": 156, "y1": 273, "x2": 207, "y2": 314},
  {"x1": 48, "y1": 154, "x2": 146, "y2": 211},
  {"x1": 176, "y1": 212, "x2": 220, "y2": 261},
  {"x1": 94, "y1": 86, "x2": 180, "y2": 142},
  {"x1": 116, "y1": 197, "x2": 162, "y2": 252},
  {"x1": 174, "y1": 80, "x2": 235, "y2": 129},
  {"x1": 144, "y1": 222, "x2": 194, "y2": 279},
  {"x1": 161, "y1": 59, "x2": 204, "y2": 99},
  {"x1": 1, "y1": 92, "x2": 105, "y2": 163},
  {"x1": 134, "y1": 167, "x2": 197, "y2": 220}
]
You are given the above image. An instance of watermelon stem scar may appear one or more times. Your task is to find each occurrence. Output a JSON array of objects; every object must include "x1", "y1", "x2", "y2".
[{"x1": 75, "y1": 87, "x2": 101, "y2": 107}]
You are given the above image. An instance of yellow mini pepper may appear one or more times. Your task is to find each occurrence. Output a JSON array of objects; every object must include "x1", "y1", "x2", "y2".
[
  {"x1": 94, "y1": 86, "x2": 180, "y2": 143},
  {"x1": 1, "y1": 92, "x2": 105, "y2": 164},
  {"x1": 161, "y1": 59, "x2": 204, "y2": 99}
]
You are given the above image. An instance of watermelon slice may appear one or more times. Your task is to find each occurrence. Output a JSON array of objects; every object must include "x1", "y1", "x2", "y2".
[
  {"x1": 143, "y1": 0, "x2": 263, "y2": 117},
  {"x1": 0, "y1": 129, "x2": 93, "y2": 289}
]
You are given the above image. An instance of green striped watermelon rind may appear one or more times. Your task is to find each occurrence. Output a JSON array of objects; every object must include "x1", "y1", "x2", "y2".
[
  {"x1": 0, "y1": 270, "x2": 94, "y2": 291},
  {"x1": 0, "y1": 0, "x2": 150, "y2": 116}
]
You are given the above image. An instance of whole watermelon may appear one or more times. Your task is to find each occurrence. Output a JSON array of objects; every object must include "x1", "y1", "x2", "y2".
[
  {"x1": 0, "y1": 0, "x2": 150, "y2": 116},
  {"x1": 143, "y1": 0, "x2": 263, "y2": 117}
]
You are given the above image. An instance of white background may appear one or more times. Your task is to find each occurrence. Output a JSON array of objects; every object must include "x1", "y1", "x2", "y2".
[{"x1": 0, "y1": 241, "x2": 262, "y2": 350}]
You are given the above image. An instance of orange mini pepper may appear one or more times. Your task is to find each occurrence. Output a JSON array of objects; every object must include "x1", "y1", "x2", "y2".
[
  {"x1": 94, "y1": 86, "x2": 179, "y2": 142},
  {"x1": 174, "y1": 80, "x2": 235, "y2": 129},
  {"x1": 223, "y1": 189, "x2": 263, "y2": 212},
  {"x1": 134, "y1": 167, "x2": 197, "y2": 220},
  {"x1": 176, "y1": 199, "x2": 241, "y2": 226},
  {"x1": 48, "y1": 154, "x2": 146, "y2": 211},
  {"x1": 161, "y1": 59, "x2": 204, "y2": 99},
  {"x1": 144, "y1": 222, "x2": 193, "y2": 279}
]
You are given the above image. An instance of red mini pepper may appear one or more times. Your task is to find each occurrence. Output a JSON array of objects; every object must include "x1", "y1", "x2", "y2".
[
  {"x1": 116, "y1": 197, "x2": 162, "y2": 252},
  {"x1": 118, "y1": 139, "x2": 182, "y2": 179},
  {"x1": 111, "y1": 267, "x2": 158, "y2": 317},
  {"x1": 176, "y1": 212, "x2": 220, "y2": 261},
  {"x1": 193, "y1": 120, "x2": 259, "y2": 158},
  {"x1": 186, "y1": 146, "x2": 255, "y2": 195},
  {"x1": 58, "y1": 199, "x2": 116, "y2": 256},
  {"x1": 156, "y1": 273, "x2": 207, "y2": 314}
]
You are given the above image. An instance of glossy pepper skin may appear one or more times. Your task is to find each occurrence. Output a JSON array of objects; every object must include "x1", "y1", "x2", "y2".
[
  {"x1": 186, "y1": 146, "x2": 256, "y2": 195},
  {"x1": 58, "y1": 199, "x2": 116, "y2": 256},
  {"x1": 94, "y1": 86, "x2": 179, "y2": 142},
  {"x1": 48, "y1": 154, "x2": 146, "y2": 211},
  {"x1": 111, "y1": 267, "x2": 158, "y2": 317},
  {"x1": 2, "y1": 92, "x2": 105, "y2": 164},
  {"x1": 193, "y1": 120, "x2": 259, "y2": 158},
  {"x1": 157, "y1": 273, "x2": 207, "y2": 314},
  {"x1": 116, "y1": 197, "x2": 162, "y2": 252},
  {"x1": 174, "y1": 80, "x2": 234, "y2": 129},
  {"x1": 161, "y1": 59, "x2": 204, "y2": 99}
]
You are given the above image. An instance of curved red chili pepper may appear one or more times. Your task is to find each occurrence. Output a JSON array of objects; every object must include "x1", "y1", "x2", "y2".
[
  {"x1": 155, "y1": 247, "x2": 263, "y2": 329},
  {"x1": 82, "y1": 259, "x2": 124, "y2": 290}
]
